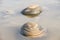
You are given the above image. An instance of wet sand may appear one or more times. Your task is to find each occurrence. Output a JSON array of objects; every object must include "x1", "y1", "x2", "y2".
[{"x1": 0, "y1": 0, "x2": 60, "y2": 40}]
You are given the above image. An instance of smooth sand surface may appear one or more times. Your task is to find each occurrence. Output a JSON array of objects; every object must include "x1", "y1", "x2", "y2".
[{"x1": 0, "y1": 0, "x2": 60, "y2": 40}]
